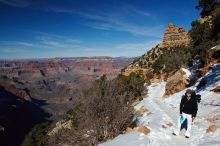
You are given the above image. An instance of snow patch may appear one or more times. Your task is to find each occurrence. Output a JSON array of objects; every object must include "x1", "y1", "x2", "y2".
[
  {"x1": 182, "y1": 68, "x2": 191, "y2": 78},
  {"x1": 210, "y1": 45, "x2": 217, "y2": 50}
]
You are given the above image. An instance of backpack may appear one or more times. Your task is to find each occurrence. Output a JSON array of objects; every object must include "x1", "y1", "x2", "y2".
[
  {"x1": 196, "y1": 94, "x2": 201, "y2": 103},
  {"x1": 184, "y1": 90, "x2": 201, "y2": 103},
  {"x1": 192, "y1": 91, "x2": 201, "y2": 103}
]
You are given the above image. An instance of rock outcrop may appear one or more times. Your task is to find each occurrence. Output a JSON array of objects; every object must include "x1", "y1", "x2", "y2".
[
  {"x1": 0, "y1": 77, "x2": 31, "y2": 101},
  {"x1": 159, "y1": 23, "x2": 190, "y2": 48},
  {"x1": 164, "y1": 69, "x2": 190, "y2": 96},
  {"x1": 48, "y1": 120, "x2": 72, "y2": 136}
]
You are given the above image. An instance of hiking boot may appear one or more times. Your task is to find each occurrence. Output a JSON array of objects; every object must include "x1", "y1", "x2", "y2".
[
  {"x1": 172, "y1": 132, "x2": 177, "y2": 136},
  {"x1": 173, "y1": 130, "x2": 179, "y2": 136}
]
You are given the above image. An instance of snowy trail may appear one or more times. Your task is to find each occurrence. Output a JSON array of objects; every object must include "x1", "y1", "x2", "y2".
[
  {"x1": 143, "y1": 81, "x2": 220, "y2": 146},
  {"x1": 142, "y1": 82, "x2": 189, "y2": 146},
  {"x1": 102, "y1": 82, "x2": 190, "y2": 146},
  {"x1": 153, "y1": 98, "x2": 177, "y2": 123},
  {"x1": 101, "y1": 65, "x2": 220, "y2": 146}
]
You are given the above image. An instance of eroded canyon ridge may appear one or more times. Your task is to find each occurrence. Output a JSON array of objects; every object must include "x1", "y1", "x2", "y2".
[
  {"x1": 160, "y1": 23, "x2": 190, "y2": 48},
  {"x1": 0, "y1": 57, "x2": 133, "y2": 145}
]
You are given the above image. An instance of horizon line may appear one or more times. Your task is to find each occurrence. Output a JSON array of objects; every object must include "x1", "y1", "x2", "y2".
[{"x1": 0, "y1": 55, "x2": 138, "y2": 61}]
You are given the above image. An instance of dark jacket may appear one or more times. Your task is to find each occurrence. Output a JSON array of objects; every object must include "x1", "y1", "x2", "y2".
[{"x1": 180, "y1": 95, "x2": 198, "y2": 117}]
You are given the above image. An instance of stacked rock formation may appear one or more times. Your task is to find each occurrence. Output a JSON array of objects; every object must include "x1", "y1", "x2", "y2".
[{"x1": 160, "y1": 23, "x2": 190, "y2": 48}]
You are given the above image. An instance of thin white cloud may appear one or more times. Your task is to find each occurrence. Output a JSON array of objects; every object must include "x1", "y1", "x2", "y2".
[
  {"x1": 48, "y1": 3, "x2": 152, "y2": 18},
  {"x1": 0, "y1": 32, "x2": 82, "y2": 52},
  {"x1": 46, "y1": 5, "x2": 163, "y2": 37},
  {"x1": 31, "y1": 31, "x2": 79, "y2": 41},
  {"x1": 85, "y1": 20, "x2": 163, "y2": 37},
  {"x1": 83, "y1": 47, "x2": 109, "y2": 53},
  {"x1": 71, "y1": 8, "x2": 164, "y2": 37},
  {"x1": 0, "y1": 47, "x2": 24, "y2": 53},
  {"x1": 82, "y1": 40, "x2": 161, "y2": 57},
  {"x1": 40, "y1": 3, "x2": 163, "y2": 37},
  {"x1": 123, "y1": 3, "x2": 151, "y2": 17},
  {"x1": 0, "y1": 0, "x2": 163, "y2": 37},
  {"x1": 0, "y1": 0, "x2": 30, "y2": 7},
  {"x1": 0, "y1": 1, "x2": 164, "y2": 57},
  {"x1": 35, "y1": 34, "x2": 81, "y2": 49},
  {"x1": 116, "y1": 40, "x2": 161, "y2": 51},
  {"x1": 83, "y1": 48, "x2": 101, "y2": 52},
  {"x1": 16, "y1": 41, "x2": 35, "y2": 47},
  {"x1": 0, "y1": 41, "x2": 36, "y2": 47}
]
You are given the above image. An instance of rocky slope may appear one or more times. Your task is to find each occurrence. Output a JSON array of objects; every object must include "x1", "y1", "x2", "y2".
[
  {"x1": 122, "y1": 23, "x2": 192, "y2": 80},
  {"x1": 122, "y1": 17, "x2": 220, "y2": 94}
]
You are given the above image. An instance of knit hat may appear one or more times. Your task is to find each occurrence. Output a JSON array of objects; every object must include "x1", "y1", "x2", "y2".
[{"x1": 186, "y1": 89, "x2": 194, "y2": 94}]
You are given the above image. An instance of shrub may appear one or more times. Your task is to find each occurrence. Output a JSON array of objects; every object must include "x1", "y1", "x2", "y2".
[
  {"x1": 22, "y1": 122, "x2": 50, "y2": 146},
  {"x1": 189, "y1": 3, "x2": 220, "y2": 64},
  {"x1": 48, "y1": 74, "x2": 144, "y2": 145},
  {"x1": 152, "y1": 46, "x2": 191, "y2": 73}
]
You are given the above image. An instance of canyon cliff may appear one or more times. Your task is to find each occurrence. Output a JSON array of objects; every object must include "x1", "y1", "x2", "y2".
[{"x1": 0, "y1": 57, "x2": 133, "y2": 146}]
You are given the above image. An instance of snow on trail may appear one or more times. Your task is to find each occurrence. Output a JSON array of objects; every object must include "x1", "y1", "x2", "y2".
[
  {"x1": 101, "y1": 64, "x2": 220, "y2": 146},
  {"x1": 101, "y1": 82, "x2": 189, "y2": 146},
  {"x1": 137, "y1": 82, "x2": 189, "y2": 146},
  {"x1": 182, "y1": 68, "x2": 191, "y2": 78}
]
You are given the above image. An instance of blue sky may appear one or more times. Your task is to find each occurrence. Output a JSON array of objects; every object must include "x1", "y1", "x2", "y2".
[{"x1": 0, "y1": 0, "x2": 200, "y2": 59}]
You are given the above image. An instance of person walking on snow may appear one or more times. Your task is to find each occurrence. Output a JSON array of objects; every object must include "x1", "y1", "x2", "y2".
[{"x1": 173, "y1": 89, "x2": 198, "y2": 138}]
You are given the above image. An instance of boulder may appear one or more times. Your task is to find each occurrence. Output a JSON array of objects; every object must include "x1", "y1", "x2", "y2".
[
  {"x1": 138, "y1": 126, "x2": 150, "y2": 135},
  {"x1": 125, "y1": 127, "x2": 133, "y2": 133},
  {"x1": 135, "y1": 111, "x2": 143, "y2": 117},
  {"x1": 135, "y1": 107, "x2": 149, "y2": 117},
  {"x1": 210, "y1": 86, "x2": 220, "y2": 92},
  {"x1": 166, "y1": 122, "x2": 173, "y2": 127},
  {"x1": 206, "y1": 125, "x2": 218, "y2": 133},
  {"x1": 164, "y1": 69, "x2": 190, "y2": 96},
  {"x1": 140, "y1": 106, "x2": 148, "y2": 113},
  {"x1": 162, "y1": 122, "x2": 173, "y2": 129}
]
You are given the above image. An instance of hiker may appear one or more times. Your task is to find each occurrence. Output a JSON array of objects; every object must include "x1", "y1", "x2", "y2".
[{"x1": 173, "y1": 89, "x2": 198, "y2": 138}]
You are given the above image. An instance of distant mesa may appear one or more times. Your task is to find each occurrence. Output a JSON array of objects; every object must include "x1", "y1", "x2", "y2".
[{"x1": 159, "y1": 23, "x2": 190, "y2": 48}]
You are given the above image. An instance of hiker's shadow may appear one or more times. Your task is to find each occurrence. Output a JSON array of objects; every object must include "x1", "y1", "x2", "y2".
[{"x1": 181, "y1": 119, "x2": 188, "y2": 131}]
